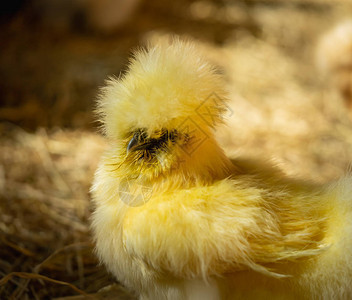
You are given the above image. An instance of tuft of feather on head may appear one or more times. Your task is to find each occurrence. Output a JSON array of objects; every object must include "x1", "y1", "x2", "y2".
[{"x1": 97, "y1": 39, "x2": 228, "y2": 139}]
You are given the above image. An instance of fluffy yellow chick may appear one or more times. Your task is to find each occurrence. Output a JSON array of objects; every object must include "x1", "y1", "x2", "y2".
[{"x1": 91, "y1": 40, "x2": 352, "y2": 299}]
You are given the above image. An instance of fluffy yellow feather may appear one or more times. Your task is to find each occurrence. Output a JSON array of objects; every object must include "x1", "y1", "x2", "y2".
[{"x1": 91, "y1": 39, "x2": 352, "y2": 299}]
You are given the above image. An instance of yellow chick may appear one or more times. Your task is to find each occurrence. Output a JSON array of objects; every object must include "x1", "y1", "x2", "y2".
[{"x1": 91, "y1": 40, "x2": 352, "y2": 299}]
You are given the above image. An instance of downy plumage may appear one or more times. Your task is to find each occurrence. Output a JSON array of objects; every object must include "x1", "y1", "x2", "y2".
[{"x1": 91, "y1": 40, "x2": 352, "y2": 299}]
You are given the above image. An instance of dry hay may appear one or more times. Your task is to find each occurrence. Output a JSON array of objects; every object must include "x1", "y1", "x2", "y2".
[{"x1": 0, "y1": 125, "x2": 134, "y2": 299}]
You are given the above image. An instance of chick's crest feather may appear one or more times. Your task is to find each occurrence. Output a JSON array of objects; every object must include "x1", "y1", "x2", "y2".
[{"x1": 96, "y1": 40, "x2": 227, "y2": 139}]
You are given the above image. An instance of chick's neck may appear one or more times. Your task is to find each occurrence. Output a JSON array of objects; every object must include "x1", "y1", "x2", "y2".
[{"x1": 155, "y1": 137, "x2": 236, "y2": 189}]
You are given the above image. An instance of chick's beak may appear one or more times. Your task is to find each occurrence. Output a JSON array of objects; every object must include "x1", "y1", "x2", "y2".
[{"x1": 127, "y1": 135, "x2": 139, "y2": 153}]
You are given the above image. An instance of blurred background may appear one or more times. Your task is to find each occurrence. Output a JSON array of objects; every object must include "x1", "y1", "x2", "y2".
[{"x1": 1, "y1": 0, "x2": 352, "y2": 298}]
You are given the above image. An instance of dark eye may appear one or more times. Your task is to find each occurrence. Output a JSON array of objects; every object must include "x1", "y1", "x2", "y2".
[{"x1": 136, "y1": 129, "x2": 147, "y2": 143}]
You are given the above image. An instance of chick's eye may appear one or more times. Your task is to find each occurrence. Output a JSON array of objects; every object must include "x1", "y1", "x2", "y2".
[{"x1": 138, "y1": 130, "x2": 148, "y2": 142}]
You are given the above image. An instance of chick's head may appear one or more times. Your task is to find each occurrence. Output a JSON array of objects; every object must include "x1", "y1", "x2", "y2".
[{"x1": 97, "y1": 40, "x2": 230, "y2": 181}]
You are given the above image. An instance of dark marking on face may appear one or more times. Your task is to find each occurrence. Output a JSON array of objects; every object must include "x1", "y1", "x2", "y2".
[{"x1": 127, "y1": 128, "x2": 178, "y2": 159}]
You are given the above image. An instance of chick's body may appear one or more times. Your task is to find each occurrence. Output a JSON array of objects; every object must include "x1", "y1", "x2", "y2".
[{"x1": 91, "y1": 41, "x2": 352, "y2": 299}]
